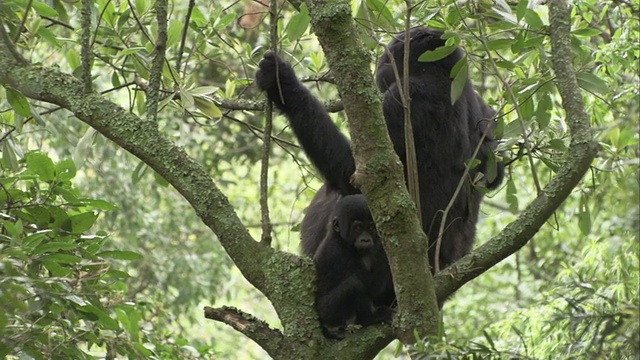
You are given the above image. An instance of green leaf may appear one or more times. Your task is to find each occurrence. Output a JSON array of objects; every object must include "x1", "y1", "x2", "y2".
[
  {"x1": 511, "y1": 33, "x2": 526, "y2": 54},
  {"x1": 44, "y1": 253, "x2": 81, "y2": 264},
  {"x1": 111, "y1": 72, "x2": 121, "y2": 87},
  {"x1": 32, "y1": 241, "x2": 76, "y2": 255},
  {"x1": 64, "y1": 295, "x2": 88, "y2": 306},
  {"x1": 117, "y1": 307, "x2": 141, "y2": 340},
  {"x1": 615, "y1": 128, "x2": 638, "y2": 149},
  {"x1": 535, "y1": 95, "x2": 552, "y2": 129},
  {"x1": 548, "y1": 138, "x2": 567, "y2": 151},
  {"x1": 483, "y1": 330, "x2": 497, "y2": 350},
  {"x1": 25, "y1": 206, "x2": 53, "y2": 232},
  {"x1": 194, "y1": 97, "x2": 222, "y2": 119},
  {"x1": 49, "y1": 207, "x2": 72, "y2": 232},
  {"x1": 80, "y1": 304, "x2": 119, "y2": 330},
  {"x1": 32, "y1": 1, "x2": 59, "y2": 17},
  {"x1": 287, "y1": 4, "x2": 309, "y2": 41},
  {"x1": 519, "y1": 97, "x2": 534, "y2": 122},
  {"x1": 1, "y1": 219, "x2": 22, "y2": 240},
  {"x1": 540, "y1": 157, "x2": 559, "y2": 172},
  {"x1": 572, "y1": 28, "x2": 601, "y2": 37},
  {"x1": 56, "y1": 159, "x2": 77, "y2": 181},
  {"x1": 133, "y1": 343, "x2": 154, "y2": 357},
  {"x1": 55, "y1": 185, "x2": 80, "y2": 203},
  {"x1": 516, "y1": 0, "x2": 528, "y2": 22},
  {"x1": 98, "y1": 250, "x2": 143, "y2": 260},
  {"x1": 445, "y1": 8, "x2": 461, "y2": 25},
  {"x1": 418, "y1": 45, "x2": 457, "y2": 62},
  {"x1": 36, "y1": 26, "x2": 60, "y2": 47},
  {"x1": 116, "y1": 308, "x2": 132, "y2": 336},
  {"x1": 24, "y1": 230, "x2": 51, "y2": 249},
  {"x1": 191, "y1": 6, "x2": 207, "y2": 27},
  {"x1": 493, "y1": 116, "x2": 505, "y2": 139},
  {"x1": 214, "y1": 13, "x2": 236, "y2": 31},
  {"x1": 450, "y1": 60, "x2": 468, "y2": 105},
  {"x1": 2, "y1": 139, "x2": 20, "y2": 171},
  {"x1": 179, "y1": 88, "x2": 195, "y2": 108},
  {"x1": 524, "y1": 10, "x2": 544, "y2": 29},
  {"x1": 576, "y1": 72, "x2": 608, "y2": 95},
  {"x1": 153, "y1": 171, "x2": 169, "y2": 187},
  {"x1": 578, "y1": 199, "x2": 591, "y2": 235},
  {"x1": 190, "y1": 86, "x2": 219, "y2": 95},
  {"x1": 487, "y1": 39, "x2": 513, "y2": 50},
  {"x1": 134, "y1": 0, "x2": 147, "y2": 13},
  {"x1": 132, "y1": 161, "x2": 148, "y2": 185},
  {"x1": 52, "y1": 0, "x2": 69, "y2": 22},
  {"x1": 484, "y1": 150, "x2": 499, "y2": 185},
  {"x1": 42, "y1": 259, "x2": 72, "y2": 277},
  {"x1": 65, "y1": 49, "x2": 81, "y2": 72},
  {"x1": 25, "y1": 152, "x2": 56, "y2": 182},
  {"x1": 166, "y1": 20, "x2": 183, "y2": 48},
  {"x1": 132, "y1": 55, "x2": 149, "y2": 80},
  {"x1": 5, "y1": 87, "x2": 32, "y2": 117},
  {"x1": 107, "y1": 269, "x2": 132, "y2": 278},
  {"x1": 365, "y1": 0, "x2": 394, "y2": 27},
  {"x1": 70, "y1": 212, "x2": 98, "y2": 234}
]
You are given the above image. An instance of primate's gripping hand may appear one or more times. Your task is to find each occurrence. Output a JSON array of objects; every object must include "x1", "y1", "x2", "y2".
[{"x1": 255, "y1": 51, "x2": 300, "y2": 109}]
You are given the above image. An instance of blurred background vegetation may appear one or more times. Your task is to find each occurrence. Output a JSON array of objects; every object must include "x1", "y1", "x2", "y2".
[{"x1": 0, "y1": 0, "x2": 638, "y2": 358}]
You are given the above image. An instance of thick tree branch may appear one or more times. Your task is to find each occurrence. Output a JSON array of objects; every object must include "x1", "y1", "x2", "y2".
[
  {"x1": 304, "y1": 0, "x2": 438, "y2": 343},
  {"x1": 214, "y1": 96, "x2": 343, "y2": 113},
  {"x1": 204, "y1": 306, "x2": 287, "y2": 356},
  {"x1": 434, "y1": 0, "x2": 599, "y2": 300}
]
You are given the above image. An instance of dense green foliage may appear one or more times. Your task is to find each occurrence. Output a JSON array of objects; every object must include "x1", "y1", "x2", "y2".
[
  {"x1": 0, "y1": 0, "x2": 638, "y2": 358},
  {"x1": 0, "y1": 152, "x2": 215, "y2": 358}
]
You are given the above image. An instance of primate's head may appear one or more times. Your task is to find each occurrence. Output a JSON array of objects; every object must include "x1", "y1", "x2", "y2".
[
  {"x1": 331, "y1": 195, "x2": 380, "y2": 252},
  {"x1": 375, "y1": 27, "x2": 464, "y2": 93}
]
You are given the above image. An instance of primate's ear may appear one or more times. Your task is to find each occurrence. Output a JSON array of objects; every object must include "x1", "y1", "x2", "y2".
[{"x1": 331, "y1": 217, "x2": 340, "y2": 233}]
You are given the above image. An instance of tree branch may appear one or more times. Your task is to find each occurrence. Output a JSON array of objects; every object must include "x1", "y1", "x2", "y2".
[
  {"x1": 204, "y1": 306, "x2": 287, "y2": 356},
  {"x1": 214, "y1": 96, "x2": 344, "y2": 113}
]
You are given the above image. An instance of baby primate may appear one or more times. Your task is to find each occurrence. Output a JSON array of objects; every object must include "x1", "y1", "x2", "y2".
[{"x1": 313, "y1": 195, "x2": 394, "y2": 339}]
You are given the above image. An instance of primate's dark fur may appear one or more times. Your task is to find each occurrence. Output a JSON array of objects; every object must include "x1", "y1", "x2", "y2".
[
  {"x1": 256, "y1": 28, "x2": 504, "y2": 336},
  {"x1": 313, "y1": 195, "x2": 394, "y2": 339}
]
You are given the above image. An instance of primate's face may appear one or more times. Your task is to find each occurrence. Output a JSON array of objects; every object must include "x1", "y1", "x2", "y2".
[{"x1": 349, "y1": 220, "x2": 379, "y2": 251}]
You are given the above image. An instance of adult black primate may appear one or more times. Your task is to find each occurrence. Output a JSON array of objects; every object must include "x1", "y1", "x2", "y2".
[
  {"x1": 255, "y1": 27, "x2": 504, "y2": 271},
  {"x1": 313, "y1": 195, "x2": 394, "y2": 339}
]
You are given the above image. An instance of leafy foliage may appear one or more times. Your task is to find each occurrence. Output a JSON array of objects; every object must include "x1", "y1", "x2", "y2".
[{"x1": 0, "y1": 152, "x2": 214, "y2": 358}]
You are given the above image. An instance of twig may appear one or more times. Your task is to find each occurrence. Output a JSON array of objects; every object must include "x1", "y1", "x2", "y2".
[
  {"x1": 259, "y1": 0, "x2": 278, "y2": 245},
  {"x1": 147, "y1": 0, "x2": 168, "y2": 121},
  {"x1": 80, "y1": 0, "x2": 93, "y2": 93}
]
